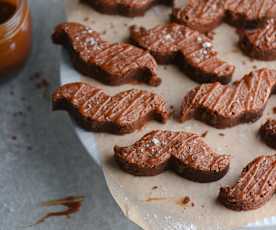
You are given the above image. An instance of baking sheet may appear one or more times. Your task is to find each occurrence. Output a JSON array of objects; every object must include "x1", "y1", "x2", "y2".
[{"x1": 63, "y1": 1, "x2": 276, "y2": 229}]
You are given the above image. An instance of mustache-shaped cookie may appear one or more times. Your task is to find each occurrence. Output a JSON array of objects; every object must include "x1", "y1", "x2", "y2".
[
  {"x1": 219, "y1": 154, "x2": 276, "y2": 211},
  {"x1": 260, "y1": 119, "x2": 276, "y2": 149},
  {"x1": 52, "y1": 83, "x2": 169, "y2": 135},
  {"x1": 172, "y1": 0, "x2": 276, "y2": 32},
  {"x1": 130, "y1": 23, "x2": 235, "y2": 84},
  {"x1": 172, "y1": 0, "x2": 225, "y2": 33},
  {"x1": 180, "y1": 68, "x2": 276, "y2": 128},
  {"x1": 114, "y1": 130, "x2": 230, "y2": 182},
  {"x1": 52, "y1": 22, "x2": 160, "y2": 86},
  {"x1": 83, "y1": 0, "x2": 171, "y2": 17},
  {"x1": 238, "y1": 19, "x2": 276, "y2": 60},
  {"x1": 225, "y1": 0, "x2": 276, "y2": 28}
]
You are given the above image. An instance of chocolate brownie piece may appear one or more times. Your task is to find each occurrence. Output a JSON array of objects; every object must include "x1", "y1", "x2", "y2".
[
  {"x1": 130, "y1": 23, "x2": 235, "y2": 84},
  {"x1": 114, "y1": 130, "x2": 230, "y2": 182},
  {"x1": 52, "y1": 83, "x2": 169, "y2": 135},
  {"x1": 238, "y1": 19, "x2": 276, "y2": 60},
  {"x1": 171, "y1": 0, "x2": 225, "y2": 33},
  {"x1": 218, "y1": 154, "x2": 276, "y2": 211},
  {"x1": 180, "y1": 68, "x2": 276, "y2": 128},
  {"x1": 52, "y1": 22, "x2": 161, "y2": 86},
  {"x1": 224, "y1": 0, "x2": 276, "y2": 28},
  {"x1": 260, "y1": 119, "x2": 276, "y2": 149},
  {"x1": 84, "y1": 0, "x2": 171, "y2": 17}
]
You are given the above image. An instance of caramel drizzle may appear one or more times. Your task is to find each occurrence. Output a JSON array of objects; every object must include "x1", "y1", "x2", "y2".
[
  {"x1": 62, "y1": 83, "x2": 165, "y2": 125},
  {"x1": 229, "y1": 156, "x2": 276, "y2": 201},
  {"x1": 191, "y1": 0, "x2": 221, "y2": 17},
  {"x1": 176, "y1": 0, "x2": 222, "y2": 19},
  {"x1": 64, "y1": 24, "x2": 156, "y2": 78},
  {"x1": 134, "y1": 24, "x2": 231, "y2": 76},
  {"x1": 245, "y1": 19, "x2": 276, "y2": 48},
  {"x1": 124, "y1": 131, "x2": 228, "y2": 171},
  {"x1": 188, "y1": 69, "x2": 276, "y2": 117},
  {"x1": 225, "y1": 0, "x2": 276, "y2": 19}
]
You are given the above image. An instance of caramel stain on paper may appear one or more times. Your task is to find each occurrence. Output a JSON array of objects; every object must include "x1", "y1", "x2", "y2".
[
  {"x1": 145, "y1": 196, "x2": 194, "y2": 208},
  {"x1": 32, "y1": 196, "x2": 84, "y2": 226},
  {"x1": 145, "y1": 197, "x2": 168, "y2": 202}
]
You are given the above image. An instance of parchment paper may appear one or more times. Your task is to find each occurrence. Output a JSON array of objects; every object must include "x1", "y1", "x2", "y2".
[{"x1": 63, "y1": 1, "x2": 276, "y2": 229}]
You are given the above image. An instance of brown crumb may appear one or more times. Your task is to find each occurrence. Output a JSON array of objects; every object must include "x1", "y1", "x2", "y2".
[
  {"x1": 252, "y1": 65, "x2": 257, "y2": 69},
  {"x1": 181, "y1": 196, "x2": 190, "y2": 205},
  {"x1": 109, "y1": 23, "x2": 114, "y2": 29},
  {"x1": 206, "y1": 31, "x2": 215, "y2": 40},
  {"x1": 232, "y1": 48, "x2": 239, "y2": 53},
  {"x1": 101, "y1": 30, "x2": 107, "y2": 35},
  {"x1": 177, "y1": 196, "x2": 192, "y2": 207},
  {"x1": 201, "y1": 131, "x2": 208, "y2": 138},
  {"x1": 218, "y1": 133, "x2": 225, "y2": 137},
  {"x1": 83, "y1": 17, "x2": 89, "y2": 22},
  {"x1": 273, "y1": 107, "x2": 276, "y2": 114},
  {"x1": 26, "y1": 105, "x2": 32, "y2": 112},
  {"x1": 201, "y1": 205, "x2": 205, "y2": 208},
  {"x1": 36, "y1": 79, "x2": 49, "y2": 89},
  {"x1": 163, "y1": 66, "x2": 167, "y2": 70},
  {"x1": 152, "y1": 186, "x2": 158, "y2": 190},
  {"x1": 191, "y1": 202, "x2": 195, "y2": 207},
  {"x1": 169, "y1": 105, "x2": 175, "y2": 116},
  {"x1": 242, "y1": 60, "x2": 246, "y2": 65},
  {"x1": 29, "y1": 72, "x2": 41, "y2": 81}
]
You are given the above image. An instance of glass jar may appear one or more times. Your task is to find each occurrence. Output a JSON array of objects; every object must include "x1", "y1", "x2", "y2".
[{"x1": 0, "y1": 0, "x2": 32, "y2": 77}]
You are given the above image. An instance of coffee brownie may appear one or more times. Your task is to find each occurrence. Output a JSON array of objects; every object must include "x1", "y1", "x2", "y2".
[
  {"x1": 52, "y1": 22, "x2": 161, "y2": 86},
  {"x1": 114, "y1": 130, "x2": 230, "y2": 182},
  {"x1": 84, "y1": 0, "x2": 171, "y2": 17},
  {"x1": 52, "y1": 83, "x2": 169, "y2": 135},
  {"x1": 219, "y1": 154, "x2": 276, "y2": 211},
  {"x1": 171, "y1": 0, "x2": 225, "y2": 33},
  {"x1": 224, "y1": 0, "x2": 276, "y2": 28},
  {"x1": 180, "y1": 68, "x2": 276, "y2": 128},
  {"x1": 260, "y1": 119, "x2": 276, "y2": 149},
  {"x1": 130, "y1": 23, "x2": 235, "y2": 84},
  {"x1": 238, "y1": 19, "x2": 276, "y2": 60}
]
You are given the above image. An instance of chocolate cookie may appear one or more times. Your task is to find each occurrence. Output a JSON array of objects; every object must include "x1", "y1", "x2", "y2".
[
  {"x1": 260, "y1": 119, "x2": 276, "y2": 149},
  {"x1": 52, "y1": 83, "x2": 169, "y2": 135},
  {"x1": 130, "y1": 23, "x2": 235, "y2": 84},
  {"x1": 52, "y1": 22, "x2": 160, "y2": 86},
  {"x1": 84, "y1": 0, "x2": 171, "y2": 17},
  {"x1": 218, "y1": 154, "x2": 276, "y2": 211},
  {"x1": 224, "y1": 0, "x2": 276, "y2": 28},
  {"x1": 171, "y1": 0, "x2": 225, "y2": 33},
  {"x1": 114, "y1": 130, "x2": 230, "y2": 182},
  {"x1": 238, "y1": 19, "x2": 276, "y2": 60},
  {"x1": 180, "y1": 68, "x2": 276, "y2": 128}
]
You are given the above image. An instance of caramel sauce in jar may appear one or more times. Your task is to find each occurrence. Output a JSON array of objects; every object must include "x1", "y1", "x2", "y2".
[{"x1": 0, "y1": 0, "x2": 32, "y2": 76}]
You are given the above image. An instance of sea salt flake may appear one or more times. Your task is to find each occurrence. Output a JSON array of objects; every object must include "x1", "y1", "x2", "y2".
[
  {"x1": 152, "y1": 138, "x2": 161, "y2": 146},
  {"x1": 164, "y1": 34, "x2": 173, "y2": 42},
  {"x1": 86, "y1": 37, "x2": 96, "y2": 46},
  {"x1": 197, "y1": 36, "x2": 203, "y2": 43},
  {"x1": 202, "y1": 42, "x2": 212, "y2": 49}
]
